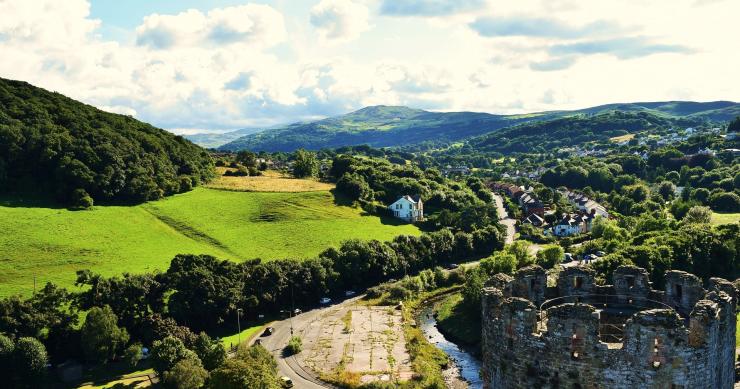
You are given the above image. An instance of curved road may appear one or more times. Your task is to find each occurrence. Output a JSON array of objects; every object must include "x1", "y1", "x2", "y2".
[
  {"x1": 254, "y1": 197, "x2": 514, "y2": 388},
  {"x1": 251, "y1": 299, "x2": 361, "y2": 389}
]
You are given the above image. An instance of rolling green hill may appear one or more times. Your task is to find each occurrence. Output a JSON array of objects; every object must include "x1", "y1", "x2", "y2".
[
  {"x1": 0, "y1": 187, "x2": 420, "y2": 297},
  {"x1": 219, "y1": 101, "x2": 739, "y2": 152},
  {"x1": 0, "y1": 77, "x2": 213, "y2": 205},
  {"x1": 466, "y1": 111, "x2": 703, "y2": 154},
  {"x1": 219, "y1": 105, "x2": 537, "y2": 152}
]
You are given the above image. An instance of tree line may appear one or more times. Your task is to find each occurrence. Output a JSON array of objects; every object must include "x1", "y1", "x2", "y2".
[{"x1": 0, "y1": 225, "x2": 504, "y2": 387}]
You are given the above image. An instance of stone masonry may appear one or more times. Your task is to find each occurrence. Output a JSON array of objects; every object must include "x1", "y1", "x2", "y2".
[{"x1": 481, "y1": 265, "x2": 737, "y2": 389}]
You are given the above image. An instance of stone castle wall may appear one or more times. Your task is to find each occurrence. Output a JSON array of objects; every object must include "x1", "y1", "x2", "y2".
[{"x1": 481, "y1": 265, "x2": 737, "y2": 389}]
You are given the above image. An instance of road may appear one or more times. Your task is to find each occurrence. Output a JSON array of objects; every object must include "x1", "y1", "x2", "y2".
[
  {"x1": 251, "y1": 299, "x2": 361, "y2": 389},
  {"x1": 492, "y1": 193, "x2": 516, "y2": 245},
  {"x1": 254, "y1": 197, "x2": 514, "y2": 388}
]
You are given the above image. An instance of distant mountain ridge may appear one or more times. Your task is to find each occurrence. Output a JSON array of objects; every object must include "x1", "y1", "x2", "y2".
[
  {"x1": 185, "y1": 127, "x2": 265, "y2": 149},
  {"x1": 219, "y1": 101, "x2": 740, "y2": 152}
]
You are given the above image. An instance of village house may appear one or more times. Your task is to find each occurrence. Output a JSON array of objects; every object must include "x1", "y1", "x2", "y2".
[
  {"x1": 522, "y1": 213, "x2": 546, "y2": 227},
  {"x1": 563, "y1": 190, "x2": 609, "y2": 219},
  {"x1": 552, "y1": 211, "x2": 598, "y2": 237},
  {"x1": 442, "y1": 165, "x2": 471, "y2": 176},
  {"x1": 518, "y1": 192, "x2": 545, "y2": 217},
  {"x1": 388, "y1": 195, "x2": 423, "y2": 222}
]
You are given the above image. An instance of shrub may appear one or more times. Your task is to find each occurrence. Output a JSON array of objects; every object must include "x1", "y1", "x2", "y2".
[
  {"x1": 285, "y1": 336, "x2": 302, "y2": 355},
  {"x1": 72, "y1": 188, "x2": 94, "y2": 209},
  {"x1": 124, "y1": 343, "x2": 143, "y2": 368},
  {"x1": 710, "y1": 192, "x2": 740, "y2": 212}
]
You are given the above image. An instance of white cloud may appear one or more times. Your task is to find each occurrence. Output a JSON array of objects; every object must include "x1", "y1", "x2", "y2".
[
  {"x1": 135, "y1": 5, "x2": 286, "y2": 49},
  {"x1": 0, "y1": 0, "x2": 738, "y2": 133},
  {"x1": 310, "y1": 0, "x2": 370, "y2": 43}
]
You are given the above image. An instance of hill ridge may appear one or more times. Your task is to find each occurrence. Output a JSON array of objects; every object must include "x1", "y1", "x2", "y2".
[{"x1": 218, "y1": 100, "x2": 739, "y2": 152}]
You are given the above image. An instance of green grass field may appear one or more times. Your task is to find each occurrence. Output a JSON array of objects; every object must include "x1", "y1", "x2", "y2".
[
  {"x1": 711, "y1": 212, "x2": 740, "y2": 226},
  {"x1": 0, "y1": 187, "x2": 419, "y2": 297}
]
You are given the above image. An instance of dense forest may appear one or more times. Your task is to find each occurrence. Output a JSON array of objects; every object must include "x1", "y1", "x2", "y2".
[{"x1": 0, "y1": 78, "x2": 214, "y2": 206}]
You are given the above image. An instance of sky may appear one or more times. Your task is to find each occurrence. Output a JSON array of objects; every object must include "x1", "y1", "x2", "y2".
[{"x1": 1, "y1": 0, "x2": 739, "y2": 134}]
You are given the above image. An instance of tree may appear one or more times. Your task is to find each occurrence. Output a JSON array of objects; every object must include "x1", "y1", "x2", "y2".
[
  {"x1": 682, "y1": 206, "x2": 712, "y2": 225},
  {"x1": 292, "y1": 149, "x2": 319, "y2": 178},
  {"x1": 192, "y1": 332, "x2": 226, "y2": 371},
  {"x1": 691, "y1": 188, "x2": 710, "y2": 204},
  {"x1": 657, "y1": 181, "x2": 676, "y2": 201},
  {"x1": 709, "y1": 192, "x2": 740, "y2": 212},
  {"x1": 124, "y1": 343, "x2": 144, "y2": 368},
  {"x1": 0, "y1": 334, "x2": 14, "y2": 376},
  {"x1": 461, "y1": 269, "x2": 486, "y2": 318},
  {"x1": 506, "y1": 241, "x2": 533, "y2": 268},
  {"x1": 81, "y1": 306, "x2": 130, "y2": 363},
  {"x1": 14, "y1": 337, "x2": 48, "y2": 384},
  {"x1": 536, "y1": 245, "x2": 564, "y2": 269},
  {"x1": 479, "y1": 252, "x2": 517, "y2": 276},
  {"x1": 336, "y1": 173, "x2": 370, "y2": 201},
  {"x1": 72, "y1": 188, "x2": 94, "y2": 209},
  {"x1": 163, "y1": 355, "x2": 209, "y2": 389},
  {"x1": 151, "y1": 336, "x2": 192, "y2": 376},
  {"x1": 728, "y1": 116, "x2": 740, "y2": 133},
  {"x1": 235, "y1": 151, "x2": 257, "y2": 168},
  {"x1": 209, "y1": 345, "x2": 282, "y2": 389}
]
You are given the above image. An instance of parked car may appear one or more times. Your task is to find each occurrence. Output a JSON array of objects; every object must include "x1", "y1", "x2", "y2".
[
  {"x1": 447, "y1": 263, "x2": 459, "y2": 270},
  {"x1": 262, "y1": 327, "x2": 274, "y2": 336},
  {"x1": 583, "y1": 254, "x2": 594, "y2": 261},
  {"x1": 563, "y1": 253, "x2": 573, "y2": 262},
  {"x1": 344, "y1": 290, "x2": 356, "y2": 297},
  {"x1": 319, "y1": 297, "x2": 332, "y2": 305},
  {"x1": 595, "y1": 251, "x2": 606, "y2": 257},
  {"x1": 281, "y1": 376, "x2": 294, "y2": 388},
  {"x1": 293, "y1": 308, "x2": 302, "y2": 315}
]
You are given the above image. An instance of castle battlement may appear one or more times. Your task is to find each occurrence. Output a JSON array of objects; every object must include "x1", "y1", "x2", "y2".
[{"x1": 481, "y1": 265, "x2": 737, "y2": 389}]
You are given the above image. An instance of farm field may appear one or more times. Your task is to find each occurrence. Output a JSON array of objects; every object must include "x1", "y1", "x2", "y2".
[
  {"x1": 0, "y1": 187, "x2": 419, "y2": 297},
  {"x1": 609, "y1": 133, "x2": 635, "y2": 143},
  {"x1": 206, "y1": 168, "x2": 336, "y2": 192}
]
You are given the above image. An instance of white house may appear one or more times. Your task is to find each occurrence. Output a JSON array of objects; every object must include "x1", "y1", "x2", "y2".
[
  {"x1": 389, "y1": 195, "x2": 423, "y2": 222},
  {"x1": 552, "y1": 215, "x2": 582, "y2": 237}
]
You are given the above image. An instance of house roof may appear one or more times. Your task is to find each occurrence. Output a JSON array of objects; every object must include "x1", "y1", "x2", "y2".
[
  {"x1": 397, "y1": 195, "x2": 421, "y2": 203},
  {"x1": 524, "y1": 214, "x2": 544, "y2": 224}
]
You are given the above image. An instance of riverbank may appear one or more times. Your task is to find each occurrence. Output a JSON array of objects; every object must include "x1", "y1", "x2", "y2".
[{"x1": 432, "y1": 293, "x2": 481, "y2": 353}]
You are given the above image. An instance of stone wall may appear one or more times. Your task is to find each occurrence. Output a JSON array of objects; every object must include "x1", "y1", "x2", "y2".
[{"x1": 481, "y1": 265, "x2": 737, "y2": 389}]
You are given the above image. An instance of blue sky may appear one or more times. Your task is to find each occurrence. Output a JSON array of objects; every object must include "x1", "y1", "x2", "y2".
[{"x1": 1, "y1": 0, "x2": 738, "y2": 133}]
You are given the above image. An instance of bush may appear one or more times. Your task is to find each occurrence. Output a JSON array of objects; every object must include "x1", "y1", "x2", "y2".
[
  {"x1": 124, "y1": 343, "x2": 143, "y2": 368},
  {"x1": 285, "y1": 336, "x2": 302, "y2": 355},
  {"x1": 163, "y1": 355, "x2": 208, "y2": 389},
  {"x1": 387, "y1": 285, "x2": 411, "y2": 302},
  {"x1": 536, "y1": 245, "x2": 564, "y2": 269},
  {"x1": 709, "y1": 192, "x2": 740, "y2": 212},
  {"x1": 72, "y1": 188, "x2": 94, "y2": 209}
]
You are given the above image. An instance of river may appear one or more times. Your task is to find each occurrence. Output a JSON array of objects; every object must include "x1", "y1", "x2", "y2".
[{"x1": 418, "y1": 305, "x2": 483, "y2": 389}]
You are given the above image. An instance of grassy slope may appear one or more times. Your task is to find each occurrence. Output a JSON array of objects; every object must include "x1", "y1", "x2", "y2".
[
  {"x1": 711, "y1": 212, "x2": 740, "y2": 226},
  {"x1": 434, "y1": 292, "x2": 481, "y2": 346},
  {"x1": 0, "y1": 188, "x2": 419, "y2": 297}
]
